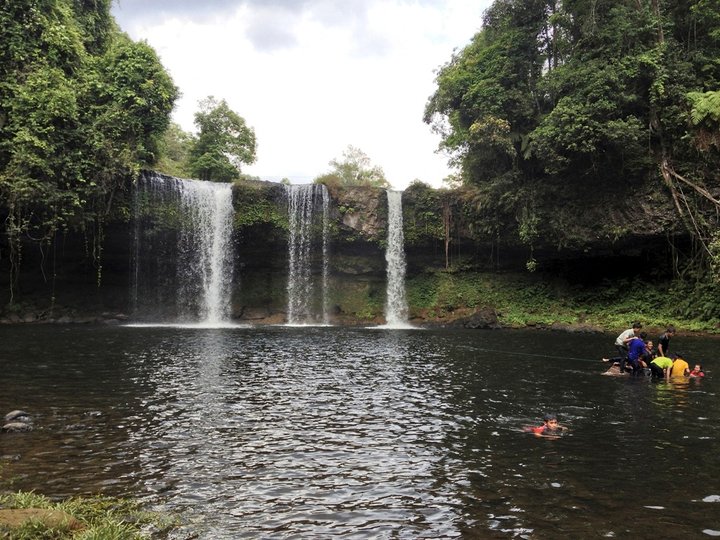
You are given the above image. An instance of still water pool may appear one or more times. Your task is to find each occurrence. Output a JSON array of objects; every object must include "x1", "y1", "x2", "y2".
[{"x1": 0, "y1": 325, "x2": 718, "y2": 538}]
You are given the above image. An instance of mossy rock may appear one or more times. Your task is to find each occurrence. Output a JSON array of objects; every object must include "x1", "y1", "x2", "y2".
[{"x1": 0, "y1": 508, "x2": 83, "y2": 531}]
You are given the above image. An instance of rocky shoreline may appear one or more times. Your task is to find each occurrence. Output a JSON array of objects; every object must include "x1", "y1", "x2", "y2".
[
  {"x1": 2, "y1": 304, "x2": 718, "y2": 339},
  {"x1": 0, "y1": 310, "x2": 129, "y2": 325}
]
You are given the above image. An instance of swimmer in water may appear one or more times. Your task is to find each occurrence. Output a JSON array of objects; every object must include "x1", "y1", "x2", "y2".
[
  {"x1": 530, "y1": 413, "x2": 568, "y2": 438},
  {"x1": 689, "y1": 364, "x2": 705, "y2": 378}
]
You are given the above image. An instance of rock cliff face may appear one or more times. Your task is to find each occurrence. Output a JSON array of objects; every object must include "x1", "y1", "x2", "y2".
[{"x1": 0, "y1": 173, "x2": 691, "y2": 325}]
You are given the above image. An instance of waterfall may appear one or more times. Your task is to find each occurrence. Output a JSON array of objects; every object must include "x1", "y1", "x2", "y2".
[
  {"x1": 177, "y1": 179, "x2": 234, "y2": 324},
  {"x1": 132, "y1": 173, "x2": 235, "y2": 324},
  {"x1": 131, "y1": 179, "x2": 141, "y2": 314},
  {"x1": 286, "y1": 184, "x2": 330, "y2": 325},
  {"x1": 384, "y1": 190, "x2": 410, "y2": 327},
  {"x1": 321, "y1": 186, "x2": 330, "y2": 325}
]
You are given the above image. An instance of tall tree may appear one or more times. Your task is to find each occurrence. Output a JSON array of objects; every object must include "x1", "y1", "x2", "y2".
[
  {"x1": 315, "y1": 145, "x2": 389, "y2": 188},
  {"x1": 187, "y1": 97, "x2": 256, "y2": 182},
  {"x1": 424, "y1": 0, "x2": 557, "y2": 185},
  {"x1": 426, "y1": 0, "x2": 720, "y2": 188},
  {"x1": 155, "y1": 122, "x2": 193, "y2": 178}
]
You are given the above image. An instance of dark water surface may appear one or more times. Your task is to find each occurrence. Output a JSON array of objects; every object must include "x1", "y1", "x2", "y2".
[{"x1": 1, "y1": 325, "x2": 718, "y2": 539}]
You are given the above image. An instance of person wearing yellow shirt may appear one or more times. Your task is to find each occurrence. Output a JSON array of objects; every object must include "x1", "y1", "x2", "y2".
[{"x1": 670, "y1": 353, "x2": 690, "y2": 377}]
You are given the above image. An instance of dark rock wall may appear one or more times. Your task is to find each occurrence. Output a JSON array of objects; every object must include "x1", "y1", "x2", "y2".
[{"x1": 0, "y1": 174, "x2": 690, "y2": 322}]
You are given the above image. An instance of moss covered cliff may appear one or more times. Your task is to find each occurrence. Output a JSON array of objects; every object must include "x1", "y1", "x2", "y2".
[{"x1": 1, "y1": 173, "x2": 718, "y2": 332}]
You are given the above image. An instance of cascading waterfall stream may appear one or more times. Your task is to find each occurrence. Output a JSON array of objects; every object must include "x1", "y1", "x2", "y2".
[
  {"x1": 286, "y1": 184, "x2": 330, "y2": 325},
  {"x1": 178, "y1": 180, "x2": 234, "y2": 324},
  {"x1": 132, "y1": 173, "x2": 234, "y2": 324},
  {"x1": 321, "y1": 186, "x2": 330, "y2": 325},
  {"x1": 131, "y1": 180, "x2": 141, "y2": 314},
  {"x1": 383, "y1": 190, "x2": 410, "y2": 327}
]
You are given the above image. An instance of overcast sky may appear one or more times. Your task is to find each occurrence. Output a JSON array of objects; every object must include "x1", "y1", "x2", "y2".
[{"x1": 111, "y1": 0, "x2": 493, "y2": 189}]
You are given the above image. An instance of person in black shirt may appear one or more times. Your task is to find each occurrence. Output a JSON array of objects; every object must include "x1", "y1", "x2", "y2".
[{"x1": 657, "y1": 325, "x2": 676, "y2": 357}]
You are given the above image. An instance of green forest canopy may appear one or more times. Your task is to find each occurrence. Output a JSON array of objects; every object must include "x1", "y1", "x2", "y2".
[
  {"x1": 0, "y1": 0, "x2": 178, "y2": 299},
  {"x1": 0, "y1": 0, "x2": 178, "y2": 227},
  {"x1": 425, "y1": 0, "x2": 720, "y2": 264},
  {"x1": 426, "y1": 0, "x2": 720, "y2": 185}
]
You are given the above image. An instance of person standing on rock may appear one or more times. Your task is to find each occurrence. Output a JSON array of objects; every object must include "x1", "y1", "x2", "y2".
[
  {"x1": 614, "y1": 321, "x2": 642, "y2": 373},
  {"x1": 657, "y1": 325, "x2": 676, "y2": 357},
  {"x1": 626, "y1": 332, "x2": 648, "y2": 374}
]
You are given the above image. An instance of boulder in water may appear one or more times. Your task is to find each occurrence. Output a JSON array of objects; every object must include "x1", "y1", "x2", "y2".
[
  {"x1": 453, "y1": 307, "x2": 500, "y2": 329},
  {"x1": 2, "y1": 422, "x2": 32, "y2": 432},
  {"x1": 602, "y1": 365, "x2": 628, "y2": 376},
  {"x1": 0, "y1": 508, "x2": 83, "y2": 531},
  {"x1": 4, "y1": 410, "x2": 30, "y2": 423},
  {"x1": 2, "y1": 411, "x2": 32, "y2": 432}
]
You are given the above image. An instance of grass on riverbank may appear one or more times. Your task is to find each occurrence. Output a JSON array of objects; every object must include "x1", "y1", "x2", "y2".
[
  {"x1": 0, "y1": 490, "x2": 175, "y2": 539},
  {"x1": 406, "y1": 270, "x2": 720, "y2": 334}
]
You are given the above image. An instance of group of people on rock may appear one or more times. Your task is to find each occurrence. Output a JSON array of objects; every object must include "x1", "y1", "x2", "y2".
[
  {"x1": 603, "y1": 322, "x2": 705, "y2": 380},
  {"x1": 530, "y1": 323, "x2": 705, "y2": 438}
]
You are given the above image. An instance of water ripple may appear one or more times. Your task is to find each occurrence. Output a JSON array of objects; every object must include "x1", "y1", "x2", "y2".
[{"x1": 1, "y1": 325, "x2": 719, "y2": 539}]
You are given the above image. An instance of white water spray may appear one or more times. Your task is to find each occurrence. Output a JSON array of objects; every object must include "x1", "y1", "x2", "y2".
[
  {"x1": 384, "y1": 190, "x2": 410, "y2": 327},
  {"x1": 286, "y1": 184, "x2": 330, "y2": 325},
  {"x1": 321, "y1": 186, "x2": 330, "y2": 325},
  {"x1": 178, "y1": 180, "x2": 234, "y2": 324},
  {"x1": 133, "y1": 173, "x2": 234, "y2": 324}
]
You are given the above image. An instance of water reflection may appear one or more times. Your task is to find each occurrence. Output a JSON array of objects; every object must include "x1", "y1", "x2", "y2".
[
  {"x1": 0, "y1": 326, "x2": 718, "y2": 539},
  {"x1": 651, "y1": 377, "x2": 692, "y2": 410},
  {"x1": 120, "y1": 328, "x2": 472, "y2": 537}
]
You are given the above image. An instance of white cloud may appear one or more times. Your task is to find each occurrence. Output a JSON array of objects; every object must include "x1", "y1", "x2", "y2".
[{"x1": 112, "y1": 0, "x2": 492, "y2": 188}]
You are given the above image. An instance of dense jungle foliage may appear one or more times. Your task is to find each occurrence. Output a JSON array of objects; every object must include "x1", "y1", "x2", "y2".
[
  {"x1": 0, "y1": 1, "x2": 257, "y2": 305},
  {"x1": 425, "y1": 0, "x2": 720, "y2": 279},
  {"x1": 0, "y1": 0, "x2": 178, "y2": 301}
]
